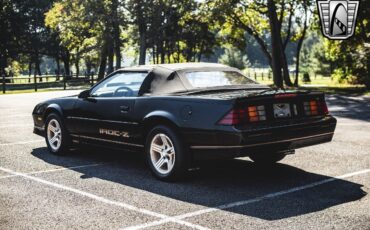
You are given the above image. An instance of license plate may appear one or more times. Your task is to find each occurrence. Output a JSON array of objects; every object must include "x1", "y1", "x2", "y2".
[{"x1": 273, "y1": 103, "x2": 291, "y2": 118}]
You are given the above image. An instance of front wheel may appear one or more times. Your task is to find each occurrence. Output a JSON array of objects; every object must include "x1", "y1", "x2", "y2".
[
  {"x1": 249, "y1": 152, "x2": 286, "y2": 165},
  {"x1": 45, "y1": 113, "x2": 71, "y2": 155},
  {"x1": 146, "y1": 125, "x2": 189, "y2": 181}
]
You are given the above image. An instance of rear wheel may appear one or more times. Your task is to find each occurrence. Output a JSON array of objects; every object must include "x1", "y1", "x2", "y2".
[
  {"x1": 45, "y1": 113, "x2": 71, "y2": 155},
  {"x1": 249, "y1": 152, "x2": 286, "y2": 165},
  {"x1": 146, "y1": 125, "x2": 189, "y2": 181}
]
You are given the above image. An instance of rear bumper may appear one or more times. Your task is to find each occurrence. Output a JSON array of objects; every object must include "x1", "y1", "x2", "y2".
[{"x1": 187, "y1": 115, "x2": 337, "y2": 160}]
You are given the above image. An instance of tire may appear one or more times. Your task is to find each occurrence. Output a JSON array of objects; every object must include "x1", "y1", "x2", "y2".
[
  {"x1": 45, "y1": 113, "x2": 71, "y2": 155},
  {"x1": 249, "y1": 152, "x2": 286, "y2": 165},
  {"x1": 145, "y1": 125, "x2": 189, "y2": 181}
]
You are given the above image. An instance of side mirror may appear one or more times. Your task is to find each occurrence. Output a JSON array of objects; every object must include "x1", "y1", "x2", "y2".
[{"x1": 78, "y1": 90, "x2": 90, "y2": 99}]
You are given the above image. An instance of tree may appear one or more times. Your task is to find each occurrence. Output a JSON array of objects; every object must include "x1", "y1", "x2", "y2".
[
  {"x1": 46, "y1": 0, "x2": 127, "y2": 80},
  {"x1": 128, "y1": 0, "x2": 217, "y2": 65},
  {"x1": 219, "y1": 46, "x2": 250, "y2": 70},
  {"x1": 0, "y1": 0, "x2": 55, "y2": 80},
  {"x1": 207, "y1": 0, "x2": 313, "y2": 88}
]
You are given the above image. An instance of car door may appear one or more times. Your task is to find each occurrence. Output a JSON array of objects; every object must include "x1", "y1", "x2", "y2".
[{"x1": 69, "y1": 71, "x2": 148, "y2": 146}]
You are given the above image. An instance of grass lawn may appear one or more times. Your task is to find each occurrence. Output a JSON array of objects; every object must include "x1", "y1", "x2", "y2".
[
  {"x1": 0, "y1": 88, "x2": 85, "y2": 95},
  {"x1": 247, "y1": 71, "x2": 369, "y2": 96},
  {"x1": 5, "y1": 75, "x2": 60, "y2": 84}
]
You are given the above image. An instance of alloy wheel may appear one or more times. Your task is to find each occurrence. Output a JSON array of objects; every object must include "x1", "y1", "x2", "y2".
[
  {"x1": 47, "y1": 119, "x2": 62, "y2": 152},
  {"x1": 150, "y1": 133, "x2": 176, "y2": 175}
]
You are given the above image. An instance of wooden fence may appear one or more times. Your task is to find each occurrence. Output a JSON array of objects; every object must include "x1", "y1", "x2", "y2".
[{"x1": 1, "y1": 74, "x2": 99, "y2": 94}]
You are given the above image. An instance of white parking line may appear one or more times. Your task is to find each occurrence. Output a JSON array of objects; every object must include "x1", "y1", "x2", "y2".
[
  {"x1": 0, "y1": 163, "x2": 104, "y2": 180},
  {"x1": 0, "y1": 140, "x2": 43, "y2": 146},
  {"x1": 0, "y1": 114, "x2": 31, "y2": 118},
  {"x1": 123, "y1": 168, "x2": 370, "y2": 230},
  {"x1": 0, "y1": 166, "x2": 210, "y2": 230},
  {"x1": 0, "y1": 124, "x2": 33, "y2": 128}
]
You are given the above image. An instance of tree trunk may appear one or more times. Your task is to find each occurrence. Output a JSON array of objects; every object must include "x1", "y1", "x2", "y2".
[
  {"x1": 61, "y1": 49, "x2": 71, "y2": 79},
  {"x1": 56, "y1": 55, "x2": 60, "y2": 81},
  {"x1": 98, "y1": 42, "x2": 108, "y2": 80},
  {"x1": 267, "y1": 0, "x2": 284, "y2": 88},
  {"x1": 112, "y1": 0, "x2": 122, "y2": 69},
  {"x1": 35, "y1": 54, "x2": 42, "y2": 82},
  {"x1": 137, "y1": 0, "x2": 147, "y2": 65},
  {"x1": 85, "y1": 58, "x2": 92, "y2": 75},
  {"x1": 281, "y1": 53, "x2": 292, "y2": 86},
  {"x1": 28, "y1": 60, "x2": 32, "y2": 83},
  {"x1": 198, "y1": 42, "x2": 204, "y2": 62},
  {"x1": 107, "y1": 40, "x2": 114, "y2": 74},
  {"x1": 0, "y1": 54, "x2": 9, "y2": 83},
  {"x1": 114, "y1": 41, "x2": 121, "y2": 70},
  {"x1": 75, "y1": 58, "x2": 80, "y2": 78},
  {"x1": 160, "y1": 42, "x2": 165, "y2": 64},
  {"x1": 295, "y1": 2, "x2": 308, "y2": 86},
  {"x1": 139, "y1": 30, "x2": 147, "y2": 65}
]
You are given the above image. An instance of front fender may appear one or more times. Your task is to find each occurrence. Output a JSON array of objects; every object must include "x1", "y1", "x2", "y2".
[{"x1": 44, "y1": 103, "x2": 64, "y2": 119}]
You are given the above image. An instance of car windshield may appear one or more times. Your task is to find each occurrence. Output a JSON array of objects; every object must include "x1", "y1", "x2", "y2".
[{"x1": 184, "y1": 71, "x2": 257, "y2": 88}]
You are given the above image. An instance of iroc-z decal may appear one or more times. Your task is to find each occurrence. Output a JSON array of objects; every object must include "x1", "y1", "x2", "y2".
[
  {"x1": 317, "y1": 0, "x2": 359, "y2": 40},
  {"x1": 99, "y1": 128, "x2": 130, "y2": 138}
]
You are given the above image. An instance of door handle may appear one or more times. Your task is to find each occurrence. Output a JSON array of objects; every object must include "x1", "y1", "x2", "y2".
[{"x1": 120, "y1": 105, "x2": 130, "y2": 113}]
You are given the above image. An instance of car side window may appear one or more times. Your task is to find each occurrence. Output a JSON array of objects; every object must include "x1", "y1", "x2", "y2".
[{"x1": 90, "y1": 72, "x2": 148, "y2": 98}]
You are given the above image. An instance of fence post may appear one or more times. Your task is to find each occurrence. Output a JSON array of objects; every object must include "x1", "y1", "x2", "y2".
[
  {"x1": 34, "y1": 75, "x2": 37, "y2": 92},
  {"x1": 2, "y1": 75, "x2": 5, "y2": 94},
  {"x1": 63, "y1": 75, "x2": 67, "y2": 90}
]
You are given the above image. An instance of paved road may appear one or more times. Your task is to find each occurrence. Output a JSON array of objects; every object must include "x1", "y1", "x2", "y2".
[{"x1": 0, "y1": 91, "x2": 369, "y2": 230}]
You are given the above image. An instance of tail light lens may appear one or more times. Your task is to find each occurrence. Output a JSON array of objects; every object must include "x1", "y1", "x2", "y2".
[
  {"x1": 320, "y1": 100, "x2": 329, "y2": 114},
  {"x1": 218, "y1": 105, "x2": 266, "y2": 125},
  {"x1": 248, "y1": 106, "x2": 266, "y2": 122},
  {"x1": 304, "y1": 99, "x2": 329, "y2": 116},
  {"x1": 217, "y1": 109, "x2": 246, "y2": 125}
]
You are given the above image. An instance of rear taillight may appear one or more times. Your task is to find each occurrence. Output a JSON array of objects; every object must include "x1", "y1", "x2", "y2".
[
  {"x1": 248, "y1": 105, "x2": 266, "y2": 122},
  {"x1": 304, "y1": 99, "x2": 329, "y2": 116},
  {"x1": 217, "y1": 109, "x2": 245, "y2": 125},
  {"x1": 304, "y1": 100, "x2": 318, "y2": 116},
  {"x1": 218, "y1": 105, "x2": 266, "y2": 125},
  {"x1": 319, "y1": 100, "x2": 329, "y2": 115}
]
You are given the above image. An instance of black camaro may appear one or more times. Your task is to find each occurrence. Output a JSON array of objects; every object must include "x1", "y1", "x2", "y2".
[{"x1": 33, "y1": 63, "x2": 337, "y2": 180}]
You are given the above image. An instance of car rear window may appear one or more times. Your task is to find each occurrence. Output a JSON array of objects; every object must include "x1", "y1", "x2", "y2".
[{"x1": 184, "y1": 71, "x2": 256, "y2": 88}]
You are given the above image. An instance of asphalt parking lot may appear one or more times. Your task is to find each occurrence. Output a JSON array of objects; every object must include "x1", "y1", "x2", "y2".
[{"x1": 0, "y1": 90, "x2": 369, "y2": 230}]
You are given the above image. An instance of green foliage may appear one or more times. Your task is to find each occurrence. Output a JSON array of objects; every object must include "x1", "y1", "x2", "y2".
[
  {"x1": 1, "y1": 0, "x2": 368, "y2": 90},
  {"x1": 5, "y1": 61, "x2": 23, "y2": 77},
  {"x1": 219, "y1": 46, "x2": 250, "y2": 70},
  {"x1": 331, "y1": 69, "x2": 358, "y2": 85}
]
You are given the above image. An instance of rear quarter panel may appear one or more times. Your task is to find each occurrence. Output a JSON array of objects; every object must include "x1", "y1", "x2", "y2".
[{"x1": 133, "y1": 96, "x2": 236, "y2": 145}]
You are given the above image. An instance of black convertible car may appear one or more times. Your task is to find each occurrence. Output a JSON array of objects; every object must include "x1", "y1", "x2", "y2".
[{"x1": 33, "y1": 63, "x2": 337, "y2": 180}]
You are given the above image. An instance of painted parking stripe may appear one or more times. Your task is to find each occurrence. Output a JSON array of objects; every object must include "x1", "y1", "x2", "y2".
[
  {"x1": 0, "y1": 114, "x2": 31, "y2": 118},
  {"x1": 0, "y1": 163, "x2": 104, "y2": 180},
  {"x1": 123, "y1": 168, "x2": 370, "y2": 230},
  {"x1": 0, "y1": 166, "x2": 210, "y2": 230},
  {"x1": 0, "y1": 140, "x2": 43, "y2": 146},
  {"x1": 0, "y1": 124, "x2": 33, "y2": 128}
]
